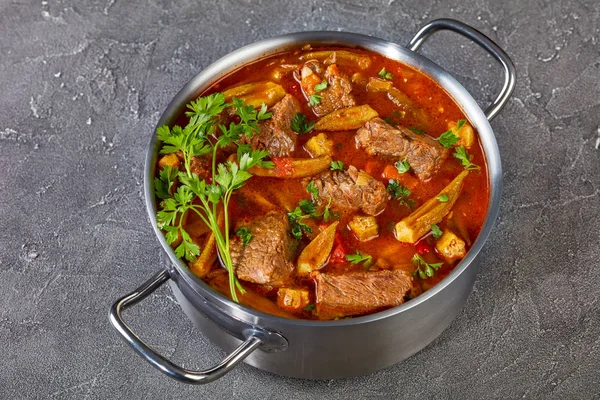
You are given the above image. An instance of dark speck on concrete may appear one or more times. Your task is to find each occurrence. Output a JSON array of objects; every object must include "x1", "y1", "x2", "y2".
[{"x1": 0, "y1": 0, "x2": 598, "y2": 398}]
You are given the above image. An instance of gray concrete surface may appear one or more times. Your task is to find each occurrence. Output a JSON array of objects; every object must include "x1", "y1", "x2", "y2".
[{"x1": 1, "y1": 0, "x2": 599, "y2": 398}]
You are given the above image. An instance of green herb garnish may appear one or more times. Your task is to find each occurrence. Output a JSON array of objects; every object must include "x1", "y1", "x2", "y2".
[
  {"x1": 387, "y1": 179, "x2": 415, "y2": 208},
  {"x1": 346, "y1": 250, "x2": 373, "y2": 267},
  {"x1": 235, "y1": 227, "x2": 252, "y2": 247},
  {"x1": 291, "y1": 112, "x2": 314, "y2": 135},
  {"x1": 330, "y1": 160, "x2": 344, "y2": 171},
  {"x1": 288, "y1": 206, "x2": 313, "y2": 239},
  {"x1": 314, "y1": 81, "x2": 328, "y2": 92},
  {"x1": 456, "y1": 119, "x2": 467, "y2": 130},
  {"x1": 436, "y1": 194, "x2": 449, "y2": 203},
  {"x1": 453, "y1": 146, "x2": 480, "y2": 171},
  {"x1": 412, "y1": 253, "x2": 443, "y2": 279},
  {"x1": 430, "y1": 224, "x2": 443, "y2": 239},
  {"x1": 409, "y1": 126, "x2": 425, "y2": 135},
  {"x1": 155, "y1": 93, "x2": 273, "y2": 303},
  {"x1": 438, "y1": 130, "x2": 460, "y2": 148},
  {"x1": 395, "y1": 158, "x2": 410, "y2": 174},
  {"x1": 306, "y1": 180, "x2": 319, "y2": 200},
  {"x1": 309, "y1": 94, "x2": 322, "y2": 106},
  {"x1": 378, "y1": 67, "x2": 393, "y2": 80},
  {"x1": 303, "y1": 303, "x2": 316, "y2": 311}
]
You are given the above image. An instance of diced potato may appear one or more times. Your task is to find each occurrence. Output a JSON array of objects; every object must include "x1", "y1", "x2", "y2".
[
  {"x1": 435, "y1": 229, "x2": 467, "y2": 263},
  {"x1": 248, "y1": 155, "x2": 332, "y2": 179},
  {"x1": 304, "y1": 133, "x2": 333, "y2": 157},
  {"x1": 158, "y1": 153, "x2": 180, "y2": 169},
  {"x1": 366, "y1": 77, "x2": 393, "y2": 92},
  {"x1": 448, "y1": 120, "x2": 475, "y2": 148},
  {"x1": 277, "y1": 287, "x2": 311, "y2": 313},
  {"x1": 314, "y1": 105, "x2": 379, "y2": 131},
  {"x1": 349, "y1": 215, "x2": 379, "y2": 241},
  {"x1": 395, "y1": 171, "x2": 468, "y2": 243},
  {"x1": 222, "y1": 81, "x2": 286, "y2": 108},
  {"x1": 297, "y1": 222, "x2": 339, "y2": 276},
  {"x1": 300, "y1": 50, "x2": 372, "y2": 70}
]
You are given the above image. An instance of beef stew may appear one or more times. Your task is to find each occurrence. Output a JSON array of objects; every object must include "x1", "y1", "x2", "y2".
[{"x1": 155, "y1": 46, "x2": 489, "y2": 320}]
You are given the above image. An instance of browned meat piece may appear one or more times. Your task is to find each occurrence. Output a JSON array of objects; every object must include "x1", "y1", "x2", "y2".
[
  {"x1": 190, "y1": 155, "x2": 211, "y2": 179},
  {"x1": 314, "y1": 269, "x2": 413, "y2": 319},
  {"x1": 230, "y1": 211, "x2": 295, "y2": 287},
  {"x1": 355, "y1": 117, "x2": 448, "y2": 181},
  {"x1": 241, "y1": 94, "x2": 300, "y2": 157},
  {"x1": 305, "y1": 165, "x2": 388, "y2": 216},
  {"x1": 176, "y1": 151, "x2": 211, "y2": 180},
  {"x1": 299, "y1": 60, "x2": 356, "y2": 116}
]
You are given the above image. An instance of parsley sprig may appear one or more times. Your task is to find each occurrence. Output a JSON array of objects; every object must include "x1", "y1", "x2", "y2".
[
  {"x1": 155, "y1": 93, "x2": 272, "y2": 302},
  {"x1": 291, "y1": 112, "x2": 314, "y2": 134},
  {"x1": 387, "y1": 179, "x2": 415, "y2": 208},
  {"x1": 453, "y1": 146, "x2": 480, "y2": 171},
  {"x1": 346, "y1": 250, "x2": 373, "y2": 267},
  {"x1": 412, "y1": 253, "x2": 443, "y2": 279},
  {"x1": 378, "y1": 68, "x2": 393, "y2": 80}
]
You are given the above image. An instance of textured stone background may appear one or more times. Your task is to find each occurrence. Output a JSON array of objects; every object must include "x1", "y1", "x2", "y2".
[{"x1": 1, "y1": 0, "x2": 599, "y2": 398}]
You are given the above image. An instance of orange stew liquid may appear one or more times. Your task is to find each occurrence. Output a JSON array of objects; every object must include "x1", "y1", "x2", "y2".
[{"x1": 168, "y1": 46, "x2": 489, "y2": 319}]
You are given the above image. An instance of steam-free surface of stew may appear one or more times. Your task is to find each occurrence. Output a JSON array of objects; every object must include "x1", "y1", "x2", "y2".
[{"x1": 156, "y1": 46, "x2": 489, "y2": 320}]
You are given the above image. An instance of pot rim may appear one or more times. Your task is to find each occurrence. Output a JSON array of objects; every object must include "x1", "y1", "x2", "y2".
[{"x1": 144, "y1": 30, "x2": 502, "y2": 327}]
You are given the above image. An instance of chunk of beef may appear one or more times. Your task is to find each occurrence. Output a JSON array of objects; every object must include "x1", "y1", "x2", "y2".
[
  {"x1": 299, "y1": 60, "x2": 356, "y2": 116},
  {"x1": 314, "y1": 269, "x2": 413, "y2": 319},
  {"x1": 176, "y1": 151, "x2": 211, "y2": 180},
  {"x1": 230, "y1": 211, "x2": 295, "y2": 287},
  {"x1": 355, "y1": 117, "x2": 448, "y2": 181},
  {"x1": 241, "y1": 94, "x2": 301, "y2": 157},
  {"x1": 305, "y1": 165, "x2": 388, "y2": 216}
]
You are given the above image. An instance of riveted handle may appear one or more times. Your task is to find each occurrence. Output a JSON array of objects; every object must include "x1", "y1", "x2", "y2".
[
  {"x1": 109, "y1": 269, "x2": 262, "y2": 384},
  {"x1": 408, "y1": 18, "x2": 516, "y2": 121}
]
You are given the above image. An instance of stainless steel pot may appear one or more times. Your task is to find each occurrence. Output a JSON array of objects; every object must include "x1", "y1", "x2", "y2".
[{"x1": 110, "y1": 19, "x2": 515, "y2": 383}]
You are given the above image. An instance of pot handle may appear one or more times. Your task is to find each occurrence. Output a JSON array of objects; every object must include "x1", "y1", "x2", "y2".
[
  {"x1": 408, "y1": 18, "x2": 516, "y2": 121},
  {"x1": 109, "y1": 269, "x2": 262, "y2": 384}
]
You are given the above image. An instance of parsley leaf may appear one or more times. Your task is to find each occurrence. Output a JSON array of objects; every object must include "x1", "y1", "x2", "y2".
[
  {"x1": 154, "y1": 165, "x2": 179, "y2": 200},
  {"x1": 436, "y1": 194, "x2": 449, "y2": 203},
  {"x1": 345, "y1": 250, "x2": 373, "y2": 267},
  {"x1": 314, "y1": 81, "x2": 328, "y2": 92},
  {"x1": 456, "y1": 119, "x2": 467, "y2": 130},
  {"x1": 330, "y1": 160, "x2": 344, "y2": 171},
  {"x1": 378, "y1": 67, "x2": 393, "y2": 80},
  {"x1": 387, "y1": 179, "x2": 415, "y2": 208},
  {"x1": 291, "y1": 112, "x2": 314, "y2": 135},
  {"x1": 438, "y1": 129, "x2": 460, "y2": 148},
  {"x1": 236, "y1": 227, "x2": 252, "y2": 247},
  {"x1": 309, "y1": 94, "x2": 322, "y2": 106},
  {"x1": 299, "y1": 199, "x2": 316, "y2": 215},
  {"x1": 306, "y1": 180, "x2": 319, "y2": 200},
  {"x1": 395, "y1": 158, "x2": 410, "y2": 174},
  {"x1": 412, "y1": 253, "x2": 443, "y2": 279},
  {"x1": 453, "y1": 146, "x2": 480, "y2": 170},
  {"x1": 431, "y1": 224, "x2": 443, "y2": 239},
  {"x1": 303, "y1": 303, "x2": 316, "y2": 311},
  {"x1": 288, "y1": 206, "x2": 313, "y2": 239},
  {"x1": 409, "y1": 126, "x2": 425, "y2": 135}
]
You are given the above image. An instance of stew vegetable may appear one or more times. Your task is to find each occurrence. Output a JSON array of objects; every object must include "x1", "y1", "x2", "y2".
[{"x1": 155, "y1": 46, "x2": 489, "y2": 320}]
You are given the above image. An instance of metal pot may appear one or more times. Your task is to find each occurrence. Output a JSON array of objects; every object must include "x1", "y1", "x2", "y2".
[{"x1": 110, "y1": 19, "x2": 515, "y2": 383}]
